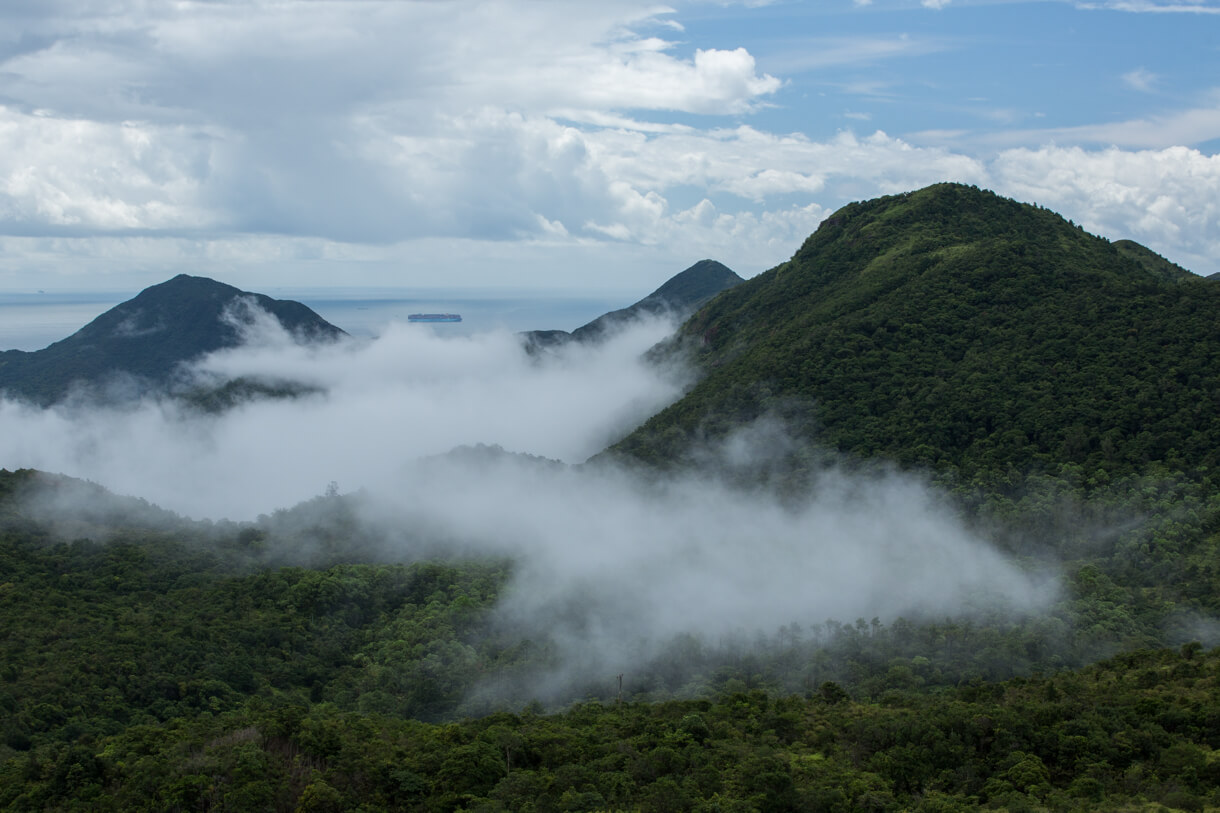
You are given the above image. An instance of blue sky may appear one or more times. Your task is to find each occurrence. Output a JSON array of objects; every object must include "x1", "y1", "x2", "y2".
[{"x1": 0, "y1": 0, "x2": 1217, "y2": 294}]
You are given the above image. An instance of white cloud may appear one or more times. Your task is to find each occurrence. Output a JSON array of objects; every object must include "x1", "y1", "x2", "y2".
[
  {"x1": 1122, "y1": 67, "x2": 1160, "y2": 92},
  {"x1": 0, "y1": 315, "x2": 686, "y2": 518},
  {"x1": 980, "y1": 96, "x2": 1220, "y2": 150},
  {"x1": 0, "y1": 0, "x2": 1216, "y2": 287},
  {"x1": 761, "y1": 34, "x2": 947, "y2": 74},
  {"x1": 386, "y1": 440, "x2": 1053, "y2": 679},
  {"x1": 2, "y1": 308, "x2": 1053, "y2": 684},
  {"x1": 0, "y1": 1, "x2": 782, "y2": 249},
  {"x1": 571, "y1": 44, "x2": 782, "y2": 115},
  {"x1": 989, "y1": 144, "x2": 1220, "y2": 270},
  {"x1": 1077, "y1": 1, "x2": 1220, "y2": 12},
  {"x1": 0, "y1": 107, "x2": 218, "y2": 232}
]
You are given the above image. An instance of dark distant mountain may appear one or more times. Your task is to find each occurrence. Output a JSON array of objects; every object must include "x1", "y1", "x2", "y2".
[
  {"x1": 0, "y1": 274, "x2": 346, "y2": 405},
  {"x1": 521, "y1": 259, "x2": 743, "y2": 350},
  {"x1": 609, "y1": 183, "x2": 1220, "y2": 486}
]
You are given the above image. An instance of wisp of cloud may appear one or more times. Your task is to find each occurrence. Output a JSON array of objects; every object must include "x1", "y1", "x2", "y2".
[
  {"x1": 0, "y1": 306, "x2": 1055, "y2": 701},
  {"x1": 0, "y1": 310, "x2": 684, "y2": 518}
]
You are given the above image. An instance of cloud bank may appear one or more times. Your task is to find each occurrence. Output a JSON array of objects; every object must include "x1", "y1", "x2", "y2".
[
  {"x1": 0, "y1": 314, "x2": 684, "y2": 518},
  {"x1": 0, "y1": 0, "x2": 1217, "y2": 292},
  {"x1": 381, "y1": 445, "x2": 1052, "y2": 651},
  {"x1": 0, "y1": 309, "x2": 1053, "y2": 695}
]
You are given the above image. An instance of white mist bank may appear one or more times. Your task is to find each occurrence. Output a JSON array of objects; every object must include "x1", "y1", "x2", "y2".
[
  {"x1": 0, "y1": 312, "x2": 684, "y2": 519},
  {"x1": 0, "y1": 305, "x2": 1056, "y2": 668},
  {"x1": 370, "y1": 449, "x2": 1055, "y2": 660}
]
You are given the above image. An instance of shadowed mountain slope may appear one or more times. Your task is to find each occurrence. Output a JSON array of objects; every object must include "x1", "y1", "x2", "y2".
[
  {"x1": 609, "y1": 183, "x2": 1220, "y2": 485},
  {"x1": 522, "y1": 259, "x2": 743, "y2": 349},
  {"x1": 0, "y1": 274, "x2": 346, "y2": 405}
]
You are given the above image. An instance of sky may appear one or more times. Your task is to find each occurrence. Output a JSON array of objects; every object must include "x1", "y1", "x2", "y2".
[{"x1": 1, "y1": 0, "x2": 1218, "y2": 296}]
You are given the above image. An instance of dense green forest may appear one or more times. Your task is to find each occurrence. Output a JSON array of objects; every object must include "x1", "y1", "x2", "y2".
[
  {"x1": 0, "y1": 275, "x2": 345, "y2": 406},
  {"x1": 6, "y1": 639, "x2": 1220, "y2": 812},
  {"x1": 612, "y1": 183, "x2": 1220, "y2": 489},
  {"x1": 5, "y1": 184, "x2": 1220, "y2": 811},
  {"x1": 3, "y1": 456, "x2": 1220, "y2": 811}
]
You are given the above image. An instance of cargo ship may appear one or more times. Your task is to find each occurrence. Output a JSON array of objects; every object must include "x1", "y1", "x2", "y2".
[{"x1": 407, "y1": 313, "x2": 462, "y2": 323}]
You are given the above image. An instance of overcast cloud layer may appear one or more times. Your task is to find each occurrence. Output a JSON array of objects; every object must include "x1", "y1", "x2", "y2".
[{"x1": 0, "y1": 0, "x2": 1217, "y2": 295}]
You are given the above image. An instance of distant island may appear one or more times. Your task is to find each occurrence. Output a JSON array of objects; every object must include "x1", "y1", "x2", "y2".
[
  {"x1": 0, "y1": 274, "x2": 346, "y2": 406},
  {"x1": 407, "y1": 313, "x2": 463, "y2": 323}
]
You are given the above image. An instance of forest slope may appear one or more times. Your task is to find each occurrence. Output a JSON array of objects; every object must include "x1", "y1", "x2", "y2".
[
  {"x1": 0, "y1": 275, "x2": 345, "y2": 405},
  {"x1": 521, "y1": 259, "x2": 743, "y2": 349},
  {"x1": 611, "y1": 183, "x2": 1220, "y2": 488},
  {"x1": 3, "y1": 466, "x2": 1220, "y2": 812}
]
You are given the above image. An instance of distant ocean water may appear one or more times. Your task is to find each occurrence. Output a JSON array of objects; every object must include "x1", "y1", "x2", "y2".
[
  {"x1": 0, "y1": 289, "x2": 631, "y2": 352},
  {"x1": 292, "y1": 290, "x2": 629, "y2": 340}
]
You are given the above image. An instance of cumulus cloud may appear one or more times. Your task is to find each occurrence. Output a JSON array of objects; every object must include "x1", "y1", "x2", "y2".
[
  {"x1": 1122, "y1": 67, "x2": 1160, "y2": 92},
  {"x1": 566, "y1": 44, "x2": 781, "y2": 115},
  {"x1": 0, "y1": 107, "x2": 218, "y2": 233},
  {"x1": 0, "y1": 2, "x2": 781, "y2": 249},
  {"x1": 989, "y1": 144, "x2": 1220, "y2": 272},
  {"x1": 0, "y1": 0, "x2": 1217, "y2": 287},
  {"x1": 1077, "y1": 1, "x2": 1220, "y2": 13}
]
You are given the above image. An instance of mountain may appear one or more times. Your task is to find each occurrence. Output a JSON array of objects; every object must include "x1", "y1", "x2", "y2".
[
  {"x1": 609, "y1": 183, "x2": 1220, "y2": 486},
  {"x1": 0, "y1": 274, "x2": 346, "y2": 405},
  {"x1": 521, "y1": 259, "x2": 743, "y2": 349}
]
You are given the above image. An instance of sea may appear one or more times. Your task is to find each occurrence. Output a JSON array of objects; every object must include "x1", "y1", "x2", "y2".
[{"x1": 0, "y1": 288, "x2": 633, "y2": 352}]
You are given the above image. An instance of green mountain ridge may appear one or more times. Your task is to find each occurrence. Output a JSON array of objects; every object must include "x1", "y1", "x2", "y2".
[
  {"x1": 6, "y1": 185, "x2": 1220, "y2": 811},
  {"x1": 521, "y1": 259, "x2": 743, "y2": 350},
  {"x1": 0, "y1": 274, "x2": 347, "y2": 406},
  {"x1": 611, "y1": 183, "x2": 1220, "y2": 488}
]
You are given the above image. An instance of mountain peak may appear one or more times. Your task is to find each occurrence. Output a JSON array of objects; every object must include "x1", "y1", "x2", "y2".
[
  {"x1": 638, "y1": 259, "x2": 742, "y2": 309},
  {"x1": 523, "y1": 259, "x2": 744, "y2": 350},
  {"x1": 0, "y1": 276, "x2": 345, "y2": 405},
  {"x1": 611, "y1": 183, "x2": 1219, "y2": 482}
]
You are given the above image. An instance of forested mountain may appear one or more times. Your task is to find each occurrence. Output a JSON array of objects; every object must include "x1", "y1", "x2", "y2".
[
  {"x1": 0, "y1": 275, "x2": 345, "y2": 405},
  {"x1": 611, "y1": 183, "x2": 1220, "y2": 490},
  {"x1": 3, "y1": 466, "x2": 1219, "y2": 812},
  {"x1": 521, "y1": 259, "x2": 743, "y2": 349},
  {"x1": 5, "y1": 186, "x2": 1220, "y2": 811}
]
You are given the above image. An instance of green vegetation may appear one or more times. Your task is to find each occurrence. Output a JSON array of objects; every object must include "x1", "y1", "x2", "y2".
[
  {"x1": 3, "y1": 463, "x2": 1220, "y2": 811},
  {"x1": 522, "y1": 259, "x2": 743, "y2": 349},
  {"x1": 5, "y1": 184, "x2": 1220, "y2": 810},
  {"x1": 612, "y1": 184, "x2": 1220, "y2": 488},
  {"x1": 5, "y1": 623, "x2": 1220, "y2": 812},
  {"x1": 0, "y1": 275, "x2": 344, "y2": 405}
]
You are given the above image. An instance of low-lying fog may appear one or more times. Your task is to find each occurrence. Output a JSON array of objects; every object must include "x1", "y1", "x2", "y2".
[
  {"x1": 0, "y1": 306, "x2": 1055, "y2": 657},
  {"x1": 1, "y1": 309, "x2": 685, "y2": 518}
]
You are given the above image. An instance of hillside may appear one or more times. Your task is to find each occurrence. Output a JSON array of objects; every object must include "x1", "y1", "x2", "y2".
[
  {"x1": 611, "y1": 183, "x2": 1220, "y2": 487},
  {"x1": 2, "y1": 466, "x2": 1219, "y2": 811},
  {"x1": 521, "y1": 259, "x2": 743, "y2": 349},
  {"x1": 6, "y1": 189, "x2": 1220, "y2": 811},
  {"x1": 0, "y1": 275, "x2": 346, "y2": 405}
]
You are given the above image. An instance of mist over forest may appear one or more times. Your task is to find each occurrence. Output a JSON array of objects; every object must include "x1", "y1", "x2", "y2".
[
  {"x1": 1, "y1": 302, "x2": 1054, "y2": 685},
  {"x1": 4, "y1": 0, "x2": 1220, "y2": 804},
  {"x1": 5, "y1": 186, "x2": 1220, "y2": 811},
  {"x1": 0, "y1": 310, "x2": 682, "y2": 518}
]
